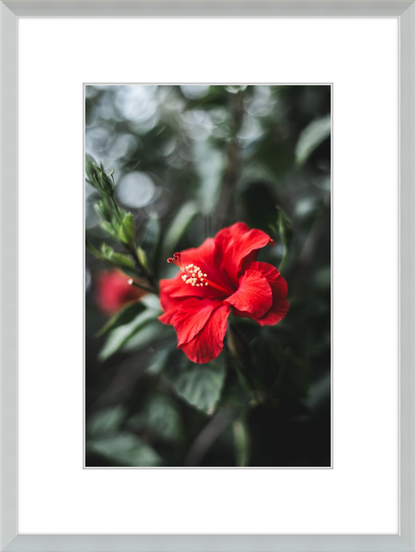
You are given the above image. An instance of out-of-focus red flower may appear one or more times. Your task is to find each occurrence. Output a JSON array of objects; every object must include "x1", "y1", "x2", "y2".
[
  {"x1": 96, "y1": 270, "x2": 145, "y2": 316},
  {"x1": 159, "y1": 222, "x2": 289, "y2": 364}
]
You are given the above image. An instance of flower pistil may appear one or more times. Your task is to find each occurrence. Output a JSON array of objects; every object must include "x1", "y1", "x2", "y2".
[{"x1": 167, "y1": 252, "x2": 229, "y2": 294}]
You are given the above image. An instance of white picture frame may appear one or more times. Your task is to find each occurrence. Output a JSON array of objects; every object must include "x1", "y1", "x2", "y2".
[{"x1": 1, "y1": 2, "x2": 414, "y2": 551}]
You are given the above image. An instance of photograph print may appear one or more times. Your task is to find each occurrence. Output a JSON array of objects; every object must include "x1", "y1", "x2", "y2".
[{"x1": 85, "y1": 84, "x2": 331, "y2": 467}]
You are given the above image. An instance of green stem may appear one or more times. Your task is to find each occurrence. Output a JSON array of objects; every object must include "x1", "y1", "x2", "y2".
[
  {"x1": 91, "y1": 168, "x2": 159, "y2": 294},
  {"x1": 111, "y1": 195, "x2": 124, "y2": 225},
  {"x1": 132, "y1": 249, "x2": 158, "y2": 291},
  {"x1": 278, "y1": 244, "x2": 288, "y2": 273},
  {"x1": 233, "y1": 361, "x2": 255, "y2": 398},
  {"x1": 233, "y1": 418, "x2": 249, "y2": 467},
  {"x1": 128, "y1": 279, "x2": 157, "y2": 294},
  {"x1": 226, "y1": 324, "x2": 259, "y2": 403},
  {"x1": 112, "y1": 196, "x2": 158, "y2": 291}
]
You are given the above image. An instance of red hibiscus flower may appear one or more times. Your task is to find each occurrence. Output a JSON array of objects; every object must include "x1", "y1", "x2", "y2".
[
  {"x1": 159, "y1": 222, "x2": 289, "y2": 364},
  {"x1": 96, "y1": 270, "x2": 145, "y2": 316}
]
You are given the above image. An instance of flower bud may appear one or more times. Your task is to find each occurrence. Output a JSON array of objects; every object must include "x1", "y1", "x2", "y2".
[{"x1": 96, "y1": 270, "x2": 145, "y2": 316}]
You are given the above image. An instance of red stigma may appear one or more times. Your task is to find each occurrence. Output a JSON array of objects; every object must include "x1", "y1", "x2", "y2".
[{"x1": 167, "y1": 252, "x2": 184, "y2": 269}]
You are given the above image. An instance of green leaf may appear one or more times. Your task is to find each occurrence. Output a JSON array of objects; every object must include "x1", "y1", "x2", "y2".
[
  {"x1": 99, "y1": 308, "x2": 161, "y2": 361},
  {"x1": 100, "y1": 220, "x2": 120, "y2": 240},
  {"x1": 87, "y1": 240, "x2": 135, "y2": 273},
  {"x1": 137, "y1": 247, "x2": 148, "y2": 271},
  {"x1": 166, "y1": 357, "x2": 226, "y2": 414},
  {"x1": 87, "y1": 433, "x2": 162, "y2": 466},
  {"x1": 121, "y1": 321, "x2": 173, "y2": 354},
  {"x1": 128, "y1": 395, "x2": 182, "y2": 442},
  {"x1": 95, "y1": 198, "x2": 113, "y2": 223},
  {"x1": 85, "y1": 154, "x2": 115, "y2": 195},
  {"x1": 85, "y1": 154, "x2": 98, "y2": 176},
  {"x1": 141, "y1": 293, "x2": 162, "y2": 310},
  {"x1": 88, "y1": 406, "x2": 125, "y2": 438},
  {"x1": 302, "y1": 373, "x2": 330, "y2": 411},
  {"x1": 100, "y1": 243, "x2": 135, "y2": 270},
  {"x1": 110, "y1": 252, "x2": 136, "y2": 270},
  {"x1": 96, "y1": 301, "x2": 145, "y2": 338},
  {"x1": 295, "y1": 115, "x2": 331, "y2": 166},
  {"x1": 118, "y1": 213, "x2": 136, "y2": 247},
  {"x1": 86, "y1": 238, "x2": 107, "y2": 261},
  {"x1": 162, "y1": 201, "x2": 199, "y2": 260},
  {"x1": 145, "y1": 348, "x2": 170, "y2": 376}
]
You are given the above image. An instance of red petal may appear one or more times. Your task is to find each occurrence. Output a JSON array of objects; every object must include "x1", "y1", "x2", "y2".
[
  {"x1": 159, "y1": 297, "x2": 221, "y2": 347},
  {"x1": 159, "y1": 274, "x2": 205, "y2": 311},
  {"x1": 255, "y1": 282, "x2": 289, "y2": 326},
  {"x1": 214, "y1": 223, "x2": 273, "y2": 282},
  {"x1": 180, "y1": 237, "x2": 216, "y2": 272},
  {"x1": 232, "y1": 261, "x2": 289, "y2": 326},
  {"x1": 159, "y1": 237, "x2": 230, "y2": 311},
  {"x1": 248, "y1": 261, "x2": 288, "y2": 298},
  {"x1": 248, "y1": 261, "x2": 279, "y2": 281},
  {"x1": 180, "y1": 304, "x2": 230, "y2": 364},
  {"x1": 225, "y1": 270, "x2": 272, "y2": 317},
  {"x1": 181, "y1": 237, "x2": 232, "y2": 292}
]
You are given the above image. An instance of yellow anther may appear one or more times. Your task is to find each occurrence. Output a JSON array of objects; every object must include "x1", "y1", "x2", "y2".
[{"x1": 173, "y1": 257, "x2": 212, "y2": 290}]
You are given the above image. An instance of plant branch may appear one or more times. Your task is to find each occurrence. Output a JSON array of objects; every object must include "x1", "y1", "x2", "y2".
[
  {"x1": 184, "y1": 409, "x2": 233, "y2": 466},
  {"x1": 216, "y1": 92, "x2": 244, "y2": 223},
  {"x1": 86, "y1": 155, "x2": 159, "y2": 294},
  {"x1": 128, "y1": 279, "x2": 157, "y2": 294}
]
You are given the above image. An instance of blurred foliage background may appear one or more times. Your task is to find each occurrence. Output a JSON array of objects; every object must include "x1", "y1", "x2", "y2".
[{"x1": 85, "y1": 85, "x2": 331, "y2": 467}]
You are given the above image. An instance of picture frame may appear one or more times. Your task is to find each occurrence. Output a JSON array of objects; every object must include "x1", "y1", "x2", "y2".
[{"x1": 1, "y1": 2, "x2": 414, "y2": 551}]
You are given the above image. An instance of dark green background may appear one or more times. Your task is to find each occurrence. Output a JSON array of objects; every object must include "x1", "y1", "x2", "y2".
[{"x1": 85, "y1": 85, "x2": 331, "y2": 467}]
